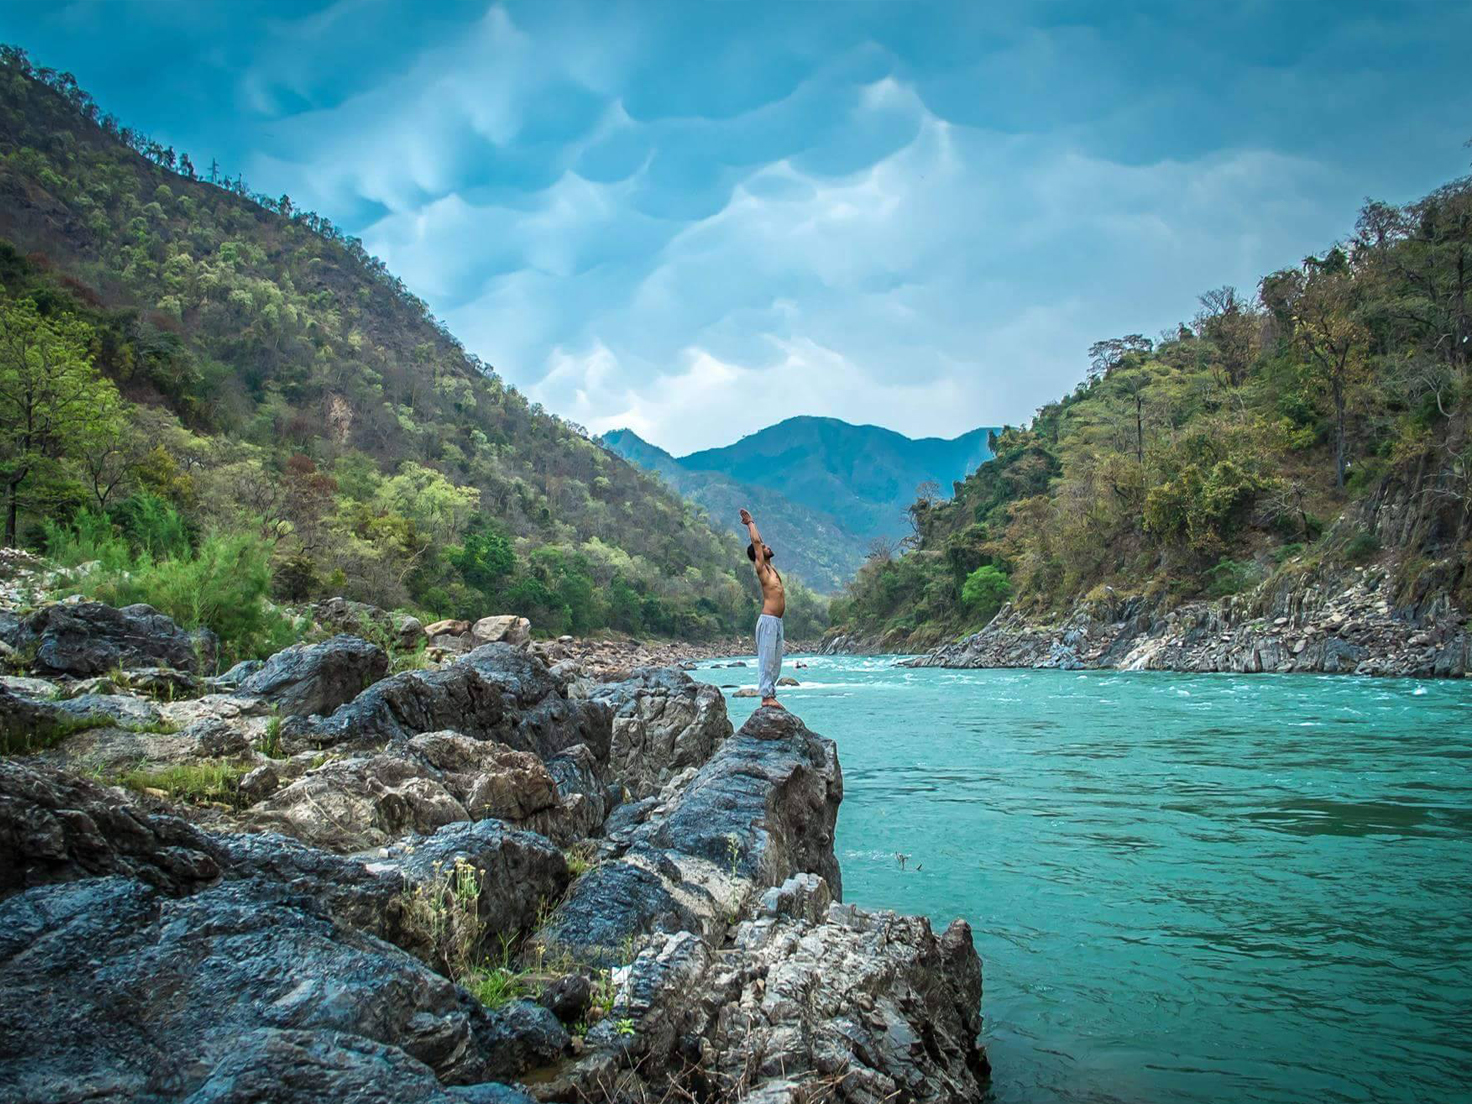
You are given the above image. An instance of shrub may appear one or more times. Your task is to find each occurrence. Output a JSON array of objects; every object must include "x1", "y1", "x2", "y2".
[
  {"x1": 1344, "y1": 530, "x2": 1380, "y2": 564},
  {"x1": 1204, "y1": 557, "x2": 1259, "y2": 598},
  {"x1": 50, "y1": 515, "x2": 302, "y2": 667},
  {"x1": 961, "y1": 565, "x2": 1012, "y2": 623}
]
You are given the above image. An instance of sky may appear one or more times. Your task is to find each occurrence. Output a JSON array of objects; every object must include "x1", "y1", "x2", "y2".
[{"x1": 4, "y1": 0, "x2": 1471, "y2": 454}]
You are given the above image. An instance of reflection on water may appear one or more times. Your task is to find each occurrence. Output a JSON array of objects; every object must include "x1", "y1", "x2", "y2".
[{"x1": 692, "y1": 657, "x2": 1472, "y2": 1104}]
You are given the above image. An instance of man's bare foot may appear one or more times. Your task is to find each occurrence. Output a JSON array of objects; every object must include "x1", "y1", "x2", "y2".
[{"x1": 761, "y1": 697, "x2": 785, "y2": 710}]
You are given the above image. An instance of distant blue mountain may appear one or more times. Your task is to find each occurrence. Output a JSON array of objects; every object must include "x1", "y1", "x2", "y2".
[{"x1": 601, "y1": 417, "x2": 999, "y2": 592}]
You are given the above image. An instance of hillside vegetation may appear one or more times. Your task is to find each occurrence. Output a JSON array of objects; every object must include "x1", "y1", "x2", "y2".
[
  {"x1": 832, "y1": 171, "x2": 1472, "y2": 648},
  {"x1": 0, "y1": 47, "x2": 838, "y2": 656}
]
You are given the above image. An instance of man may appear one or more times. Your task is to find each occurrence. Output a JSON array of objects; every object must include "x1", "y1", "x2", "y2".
[{"x1": 739, "y1": 507, "x2": 785, "y2": 709}]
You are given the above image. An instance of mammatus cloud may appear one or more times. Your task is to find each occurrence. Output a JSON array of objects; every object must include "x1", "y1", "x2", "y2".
[{"x1": 9, "y1": 0, "x2": 1468, "y2": 453}]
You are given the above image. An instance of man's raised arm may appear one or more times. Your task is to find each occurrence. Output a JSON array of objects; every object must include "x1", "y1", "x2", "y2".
[{"x1": 739, "y1": 508, "x2": 767, "y2": 573}]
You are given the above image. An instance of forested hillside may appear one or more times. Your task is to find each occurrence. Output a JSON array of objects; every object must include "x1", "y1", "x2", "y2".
[
  {"x1": 0, "y1": 47, "x2": 809, "y2": 655},
  {"x1": 832, "y1": 172, "x2": 1472, "y2": 648}
]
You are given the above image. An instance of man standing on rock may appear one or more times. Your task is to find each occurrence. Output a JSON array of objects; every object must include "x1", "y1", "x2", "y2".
[{"x1": 740, "y1": 508, "x2": 785, "y2": 709}]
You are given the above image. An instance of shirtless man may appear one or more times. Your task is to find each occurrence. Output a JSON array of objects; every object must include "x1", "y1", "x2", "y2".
[{"x1": 739, "y1": 508, "x2": 785, "y2": 709}]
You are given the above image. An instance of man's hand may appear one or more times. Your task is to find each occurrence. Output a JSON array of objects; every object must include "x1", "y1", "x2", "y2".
[{"x1": 739, "y1": 508, "x2": 753, "y2": 525}]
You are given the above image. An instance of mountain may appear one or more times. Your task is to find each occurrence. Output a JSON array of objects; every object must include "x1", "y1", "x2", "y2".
[
  {"x1": 601, "y1": 418, "x2": 1000, "y2": 594},
  {"x1": 0, "y1": 46, "x2": 782, "y2": 644},
  {"x1": 679, "y1": 417, "x2": 998, "y2": 546},
  {"x1": 601, "y1": 429, "x2": 864, "y2": 593}
]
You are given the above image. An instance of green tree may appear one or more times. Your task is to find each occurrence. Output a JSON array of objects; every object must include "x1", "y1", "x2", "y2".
[
  {"x1": 961, "y1": 565, "x2": 1011, "y2": 623},
  {"x1": 0, "y1": 298, "x2": 118, "y2": 544}
]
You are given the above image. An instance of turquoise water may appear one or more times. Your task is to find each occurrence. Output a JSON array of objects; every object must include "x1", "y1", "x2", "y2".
[{"x1": 689, "y1": 655, "x2": 1472, "y2": 1104}]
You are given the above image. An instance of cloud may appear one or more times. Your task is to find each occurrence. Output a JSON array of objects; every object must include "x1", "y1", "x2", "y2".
[{"x1": 10, "y1": 0, "x2": 1468, "y2": 454}]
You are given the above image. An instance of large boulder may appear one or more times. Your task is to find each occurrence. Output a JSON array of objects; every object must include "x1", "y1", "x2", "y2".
[
  {"x1": 0, "y1": 601, "x2": 217, "y2": 676},
  {"x1": 245, "y1": 730, "x2": 577, "y2": 852},
  {"x1": 472, "y1": 616, "x2": 531, "y2": 646},
  {"x1": 289, "y1": 644, "x2": 612, "y2": 763},
  {"x1": 539, "y1": 706, "x2": 842, "y2": 964},
  {"x1": 545, "y1": 875, "x2": 989, "y2": 1103},
  {"x1": 0, "y1": 875, "x2": 568, "y2": 1102},
  {"x1": 237, "y1": 634, "x2": 389, "y2": 716},
  {"x1": 589, "y1": 667, "x2": 732, "y2": 799},
  {"x1": 0, "y1": 759, "x2": 570, "y2": 964},
  {"x1": 0, "y1": 757, "x2": 220, "y2": 898}
]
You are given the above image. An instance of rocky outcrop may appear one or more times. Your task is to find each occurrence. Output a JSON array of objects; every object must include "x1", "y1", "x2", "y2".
[
  {"x1": 0, "y1": 600, "x2": 217, "y2": 675},
  {"x1": 543, "y1": 874, "x2": 989, "y2": 1104},
  {"x1": 538, "y1": 706, "x2": 842, "y2": 965},
  {"x1": 237, "y1": 633, "x2": 389, "y2": 716},
  {"x1": 0, "y1": 617, "x2": 987, "y2": 1102},
  {"x1": 288, "y1": 644, "x2": 612, "y2": 761},
  {"x1": 245, "y1": 731, "x2": 577, "y2": 851},
  {"x1": 0, "y1": 876, "x2": 565, "y2": 1102},
  {"x1": 0, "y1": 758, "x2": 570, "y2": 964},
  {"x1": 910, "y1": 566, "x2": 1470, "y2": 677},
  {"x1": 588, "y1": 667, "x2": 731, "y2": 799}
]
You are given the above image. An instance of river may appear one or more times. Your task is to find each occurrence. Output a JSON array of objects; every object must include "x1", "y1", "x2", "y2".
[{"x1": 687, "y1": 654, "x2": 1472, "y2": 1104}]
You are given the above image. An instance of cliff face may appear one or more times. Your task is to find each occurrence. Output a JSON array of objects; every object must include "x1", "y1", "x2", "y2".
[
  {"x1": 0, "y1": 594, "x2": 989, "y2": 1102},
  {"x1": 905, "y1": 553, "x2": 1469, "y2": 678}
]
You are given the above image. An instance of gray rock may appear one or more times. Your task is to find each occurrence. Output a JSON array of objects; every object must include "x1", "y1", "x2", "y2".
[
  {"x1": 539, "y1": 707, "x2": 842, "y2": 964},
  {"x1": 539, "y1": 974, "x2": 592, "y2": 1023},
  {"x1": 0, "y1": 600, "x2": 216, "y2": 676},
  {"x1": 289, "y1": 644, "x2": 612, "y2": 764},
  {"x1": 589, "y1": 667, "x2": 731, "y2": 800},
  {"x1": 238, "y1": 634, "x2": 389, "y2": 717},
  {"x1": 245, "y1": 731, "x2": 563, "y2": 852},
  {"x1": 553, "y1": 879, "x2": 988, "y2": 1103},
  {"x1": 0, "y1": 876, "x2": 565, "y2": 1101}
]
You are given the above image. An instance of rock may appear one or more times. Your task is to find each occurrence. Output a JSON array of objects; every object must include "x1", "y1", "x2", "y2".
[
  {"x1": 245, "y1": 731, "x2": 561, "y2": 852},
  {"x1": 732, "y1": 687, "x2": 760, "y2": 698},
  {"x1": 540, "y1": 974, "x2": 592, "y2": 1023},
  {"x1": 290, "y1": 644, "x2": 612, "y2": 763},
  {"x1": 776, "y1": 676, "x2": 799, "y2": 687},
  {"x1": 0, "y1": 601, "x2": 217, "y2": 676},
  {"x1": 589, "y1": 668, "x2": 732, "y2": 800},
  {"x1": 169, "y1": 1028, "x2": 536, "y2": 1104},
  {"x1": 0, "y1": 757, "x2": 221, "y2": 898},
  {"x1": 238, "y1": 763, "x2": 280, "y2": 803},
  {"x1": 211, "y1": 659, "x2": 265, "y2": 690},
  {"x1": 120, "y1": 666, "x2": 201, "y2": 698},
  {"x1": 0, "y1": 876, "x2": 566, "y2": 1100},
  {"x1": 539, "y1": 707, "x2": 842, "y2": 964},
  {"x1": 471, "y1": 616, "x2": 532, "y2": 646},
  {"x1": 423, "y1": 619, "x2": 471, "y2": 638},
  {"x1": 396, "y1": 615, "x2": 424, "y2": 648},
  {"x1": 0, "y1": 757, "x2": 569, "y2": 971},
  {"x1": 238, "y1": 634, "x2": 389, "y2": 717},
  {"x1": 0, "y1": 675, "x2": 58, "y2": 698},
  {"x1": 554, "y1": 877, "x2": 987, "y2": 1103}
]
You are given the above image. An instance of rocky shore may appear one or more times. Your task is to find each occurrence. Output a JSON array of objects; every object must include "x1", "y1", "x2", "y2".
[
  {"x1": 0, "y1": 595, "x2": 988, "y2": 1102},
  {"x1": 904, "y1": 564, "x2": 1469, "y2": 677}
]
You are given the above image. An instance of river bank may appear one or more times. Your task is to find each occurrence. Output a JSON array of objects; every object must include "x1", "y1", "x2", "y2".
[
  {"x1": 830, "y1": 563, "x2": 1470, "y2": 678},
  {"x1": 0, "y1": 595, "x2": 986, "y2": 1102}
]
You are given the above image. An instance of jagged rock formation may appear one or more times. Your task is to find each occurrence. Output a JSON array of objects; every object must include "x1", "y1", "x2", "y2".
[
  {"x1": 236, "y1": 633, "x2": 389, "y2": 716},
  {"x1": 587, "y1": 667, "x2": 732, "y2": 799},
  {"x1": 0, "y1": 600, "x2": 217, "y2": 675},
  {"x1": 905, "y1": 566, "x2": 1469, "y2": 677},
  {"x1": 0, "y1": 599, "x2": 987, "y2": 1102}
]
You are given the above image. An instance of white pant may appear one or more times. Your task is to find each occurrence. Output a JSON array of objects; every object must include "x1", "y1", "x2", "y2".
[{"x1": 756, "y1": 613, "x2": 784, "y2": 697}]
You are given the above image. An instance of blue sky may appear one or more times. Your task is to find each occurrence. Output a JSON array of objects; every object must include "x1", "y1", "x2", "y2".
[{"x1": 4, "y1": 1, "x2": 1470, "y2": 453}]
